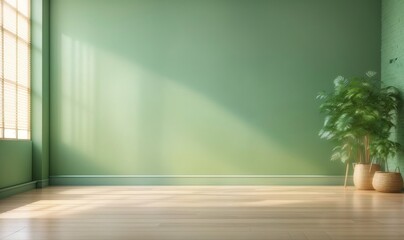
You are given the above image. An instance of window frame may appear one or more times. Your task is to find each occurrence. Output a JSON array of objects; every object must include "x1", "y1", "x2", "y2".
[{"x1": 0, "y1": 0, "x2": 31, "y2": 141}]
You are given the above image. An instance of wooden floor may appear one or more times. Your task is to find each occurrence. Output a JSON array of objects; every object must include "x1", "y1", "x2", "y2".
[{"x1": 0, "y1": 186, "x2": 403, "y2": 240}]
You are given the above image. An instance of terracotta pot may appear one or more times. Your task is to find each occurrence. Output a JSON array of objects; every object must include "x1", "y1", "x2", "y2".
[
  {"x1": 353, "y1": 163, "x2": 380, "y2": 190},
  {"x1": 372, "y1": 171, "x2": 403, "y2": 193}
]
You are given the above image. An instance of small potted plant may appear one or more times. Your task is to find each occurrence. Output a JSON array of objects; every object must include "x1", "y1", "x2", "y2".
[
  {"x1": 317, "y1": 71, "x2": 400, "y2": 189},
  {"x1": 371, "y1": 138, "x2": 403, "y2": 193},
  {"x1": 370, "y1": 85, "x2": 402, "y2": 193}
]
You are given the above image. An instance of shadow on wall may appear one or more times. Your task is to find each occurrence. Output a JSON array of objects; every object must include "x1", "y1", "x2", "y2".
[{"x1": 49, "y1": 0, "x2": 380, "y2": 176}]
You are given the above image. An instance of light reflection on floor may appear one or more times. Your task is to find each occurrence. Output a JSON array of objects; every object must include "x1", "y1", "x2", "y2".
[{"x1": 0, "y1": 186, "x2": 403, "y2": 240}]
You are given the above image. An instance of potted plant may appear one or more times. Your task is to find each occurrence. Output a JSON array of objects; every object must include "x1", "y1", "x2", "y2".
[
  {"x1": 317, "y1": 71, "x2": 400, "y2": 189},
  {"x1": 370, "y1": 86, "x2": 403, "y2": 193},
  {"x1": 371, "y1": 139, "x2": 403, "y2": 193}
]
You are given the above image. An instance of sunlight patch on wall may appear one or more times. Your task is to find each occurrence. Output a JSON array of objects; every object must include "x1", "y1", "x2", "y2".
[{"x1": 52, "y1": 36, "x2": 320, "y2": 175}]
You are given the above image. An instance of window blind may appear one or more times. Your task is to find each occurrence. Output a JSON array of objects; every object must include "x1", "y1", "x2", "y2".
[{"x1": 0, "y1": 0, "x2": 30, "y2": 140}]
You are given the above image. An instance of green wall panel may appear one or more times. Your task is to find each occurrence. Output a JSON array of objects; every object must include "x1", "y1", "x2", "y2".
[
  {"x1": 0, "y1": 141, "x2": 32, "y2": 189},
  {"x1": 32, "y1": 0, "x2": 50, "y2": 184},
  {"x1": 381, "y1": 0, "x2": 404, "y2": 172},
  {"x1": 50, "y1": 0, "x2": 381, "y2": 177}
]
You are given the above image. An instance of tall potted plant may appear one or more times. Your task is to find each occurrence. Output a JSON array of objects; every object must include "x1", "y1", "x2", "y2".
[{"x1": 317, "y1": 72, "x2": 400, "y2": 189}]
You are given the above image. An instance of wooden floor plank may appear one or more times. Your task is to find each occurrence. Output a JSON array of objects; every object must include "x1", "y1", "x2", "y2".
[{"x1": 0, "y1": 186, "x2": 403, "y2": 239}]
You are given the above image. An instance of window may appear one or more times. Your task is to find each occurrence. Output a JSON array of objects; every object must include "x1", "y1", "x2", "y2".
[{"x1": 0, "y1": 0, "x2": 30, "y2": 140}]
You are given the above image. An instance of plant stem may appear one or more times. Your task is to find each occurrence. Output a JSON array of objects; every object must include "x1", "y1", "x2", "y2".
[
  {"x1": 344, "y1": 147, "x2": 352, "y2": 188},
  {"x1": 368, "y1": 135, "x2": 371, "y2": 163},
  {"x1": 365, "y1": 135, "x2": 371, "y2": 164},
  {"x1": 364, "y1": 136, "x2": 368, "y2": 163},
  {"x1": 344, "y1": 163, "x2": 350, "y2": 188}
]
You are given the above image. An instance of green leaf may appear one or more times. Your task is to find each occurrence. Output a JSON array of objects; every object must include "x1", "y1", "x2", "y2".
[{"x1": 317, "y1": 71, "x2": 401, "y2": 165}]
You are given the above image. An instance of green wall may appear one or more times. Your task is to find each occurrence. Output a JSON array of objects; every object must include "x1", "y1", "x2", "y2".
[
  {"x1": 50, "y1": 0, "x2": 381, "y2": 178},
  {"x1": 382, "y1": 0, "x2": 404, "y2": 172},
  {"x1": 32, "y1": 0, "x2": 50, "y2": 186},
  {"x1": 0, "y1": 141, "x2": 32, "y2": 189}
]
